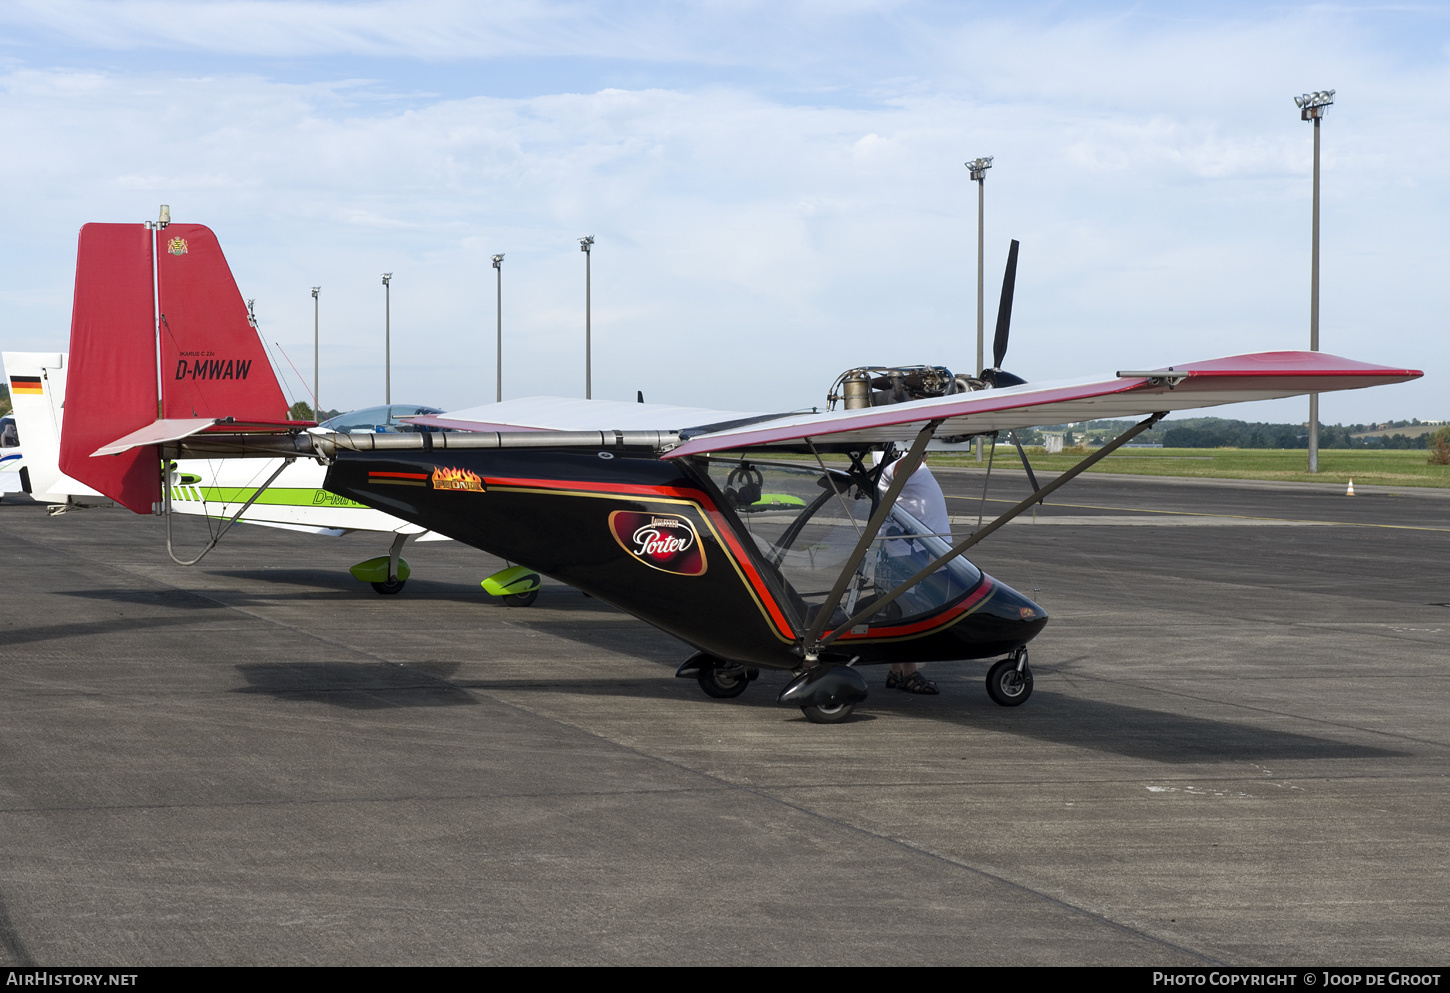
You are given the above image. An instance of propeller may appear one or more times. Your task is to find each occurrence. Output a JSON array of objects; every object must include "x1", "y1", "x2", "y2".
[
  {"x1": 982, "y1": 239, "x2": 1027, "y2": 388},
  {"x1": 982, "y1": 238, "x2": 1040, "y2": 500}
]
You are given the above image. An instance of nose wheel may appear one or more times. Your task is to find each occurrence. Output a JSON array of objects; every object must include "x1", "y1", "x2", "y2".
[{"x1": 986, "y1": 651, "x2": 1033, "y2": 707}]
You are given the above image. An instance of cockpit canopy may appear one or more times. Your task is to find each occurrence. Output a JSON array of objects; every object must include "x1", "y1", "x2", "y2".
[
  {"x1": 704, "y1": 458, "x2": 982, "y2": 629},
  {"x1": 318, "y1": 404, "x2": 449, "y2": 434}
]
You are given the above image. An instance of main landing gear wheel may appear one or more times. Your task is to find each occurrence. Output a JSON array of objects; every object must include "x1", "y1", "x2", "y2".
[
  {"x1": 503, "y1": 587, "x2": 539, "y2": 608},
  {"x1": 986, "y1": 654, "x2": 1033, "y2": 707},
  {"x1": 698, "y1": 665, "x2": 757, "y2": 699},
  {"x1": 801, "y1": 701, "x2": 855, "y2": 724},
  {"x1": 371, "y1": 577, "x2": 406, "y2": 595}
]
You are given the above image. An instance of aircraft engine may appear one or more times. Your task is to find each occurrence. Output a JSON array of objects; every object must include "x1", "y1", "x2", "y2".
[{"x1": 826, "y1": 365, "x2": 981, "y2": 411}]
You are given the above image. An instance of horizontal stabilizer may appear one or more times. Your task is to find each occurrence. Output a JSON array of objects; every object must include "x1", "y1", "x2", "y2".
[
  {"x1": 93, "y1": 417, "x2": 316, "y2": 457},
  {"x1": 92, "y1": 418, "x2": 217, "y2": 456}
]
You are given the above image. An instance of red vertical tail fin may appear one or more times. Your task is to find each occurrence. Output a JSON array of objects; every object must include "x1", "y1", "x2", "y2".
[{"x1": 59, "y1": 221, "x2": 290, "y2": 514}]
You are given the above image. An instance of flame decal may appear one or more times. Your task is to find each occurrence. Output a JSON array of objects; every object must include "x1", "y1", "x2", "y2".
[{"x1": 431, "y1": 465, "x2": 485, "y2": 492}]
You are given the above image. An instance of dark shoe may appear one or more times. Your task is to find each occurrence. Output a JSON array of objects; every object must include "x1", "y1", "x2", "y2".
[
  {"x1": 901, "y1": 672, "x2": 939, "y2": 695},
  {"x1": 885, "y1": 670, "x2": 904, "y2": 690}
]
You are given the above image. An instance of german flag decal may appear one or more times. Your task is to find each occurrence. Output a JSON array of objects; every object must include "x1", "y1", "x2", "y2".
[
  {"x1": 9, "y1": 376, "x2": 42, "y2": 395},
  {"x1": 367, "y1": 470, "x2": 429, "y2": 487}
]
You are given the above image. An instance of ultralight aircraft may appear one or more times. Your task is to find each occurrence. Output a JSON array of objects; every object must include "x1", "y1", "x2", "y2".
[{"x1": 55, "y1": 218, "x2": 1422, "y2": 723}]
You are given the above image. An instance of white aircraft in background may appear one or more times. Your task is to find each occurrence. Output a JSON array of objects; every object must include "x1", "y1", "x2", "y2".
[
  {"x1": 1, "y1": 412, "x2": 26, "y2": 501},
  {"x1": 1, "y1": 351, "x2": 539, "y2": 604}
]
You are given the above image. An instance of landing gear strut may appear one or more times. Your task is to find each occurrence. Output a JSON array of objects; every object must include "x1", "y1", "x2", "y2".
[{"x1": 986, "y1": 649, "x2": 1033, "y2": 707}]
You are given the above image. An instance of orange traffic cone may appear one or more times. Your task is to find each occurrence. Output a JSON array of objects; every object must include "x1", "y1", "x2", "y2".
[{"x1": 1346, "y1": 478, "x2": 1355, "y2": 496}]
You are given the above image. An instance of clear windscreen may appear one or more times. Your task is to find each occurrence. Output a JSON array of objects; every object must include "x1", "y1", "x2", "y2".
[
  {"x1": 318, "y1": 404, "x2": 448, "y2": 434},
  {"x1": 704, "y1": 458, "x2": 981, "y2": 628}
]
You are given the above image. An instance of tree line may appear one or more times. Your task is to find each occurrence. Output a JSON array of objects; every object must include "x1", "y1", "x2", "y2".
[{"x1": 1033, "y1": 417, "x2": 1448, "y2": 450}]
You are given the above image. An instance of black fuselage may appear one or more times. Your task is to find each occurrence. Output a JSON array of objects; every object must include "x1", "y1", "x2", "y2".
[{"x1": 324, "y1": 446, "x2": 1046, "y2": 669}]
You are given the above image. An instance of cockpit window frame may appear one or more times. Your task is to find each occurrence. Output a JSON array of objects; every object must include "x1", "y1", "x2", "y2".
[{"x1": 690, "y1": 455, "x2": 985, "y2": 633}]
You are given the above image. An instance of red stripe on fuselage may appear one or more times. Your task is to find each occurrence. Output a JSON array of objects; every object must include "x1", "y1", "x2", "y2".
[{"x1": 837, "y1": 576, "x2": 995, "y2": 641}]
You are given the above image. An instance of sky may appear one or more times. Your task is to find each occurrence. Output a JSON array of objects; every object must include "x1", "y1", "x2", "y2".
[{"x1": 0, "y1": 0, "x2": 1445, "y2": 425}]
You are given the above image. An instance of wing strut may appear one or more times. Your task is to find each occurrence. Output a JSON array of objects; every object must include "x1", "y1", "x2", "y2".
[
  {"x1": 811, "y1": 412, "x2": 1166, "y2": 652},
  {"x1": 164, "y1": 457, "x2": 295, "y2": 566},
  {"x1": 1008, "y1": 429, "x2": 1042, "y2": 497},
  {"x1": 799, "y1": 420, "x2": 942, "y2": 658}
]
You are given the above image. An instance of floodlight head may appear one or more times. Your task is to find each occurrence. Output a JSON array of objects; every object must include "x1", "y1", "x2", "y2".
[
  {"x1": 381, "y1": 272, "x2": 392, "y2": 285},
  {"x1": 579, "y1": 235, "x2": 594, "y2": 252},
  {"x1": 966, "y1": 156, "x2": 993, "y2": 181},
  {"x1": 491, "y1": 253, "x2": 504, "y2": 268},
  {"x1": 311, "y1": 286, "x2": 320, "y2": 298},
  {"x1": 1296, "y1": 89, "x2": 1335, "y2": 120}
]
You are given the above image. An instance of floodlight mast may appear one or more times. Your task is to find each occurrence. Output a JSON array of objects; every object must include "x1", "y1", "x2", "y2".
[
  {"x1": 1295, "y1": 89, "x2": 1333, "y2": 473},
  {"x1": 381, "y1": 273, "x2": 393, "y2": 405},
  {"x1": 491, "y1": 254, "x2": 504, "y2": 403},
  {"x1": 966, "y1": 156, "x2": 993, "y2": 462},
  {"x1": 579, "y1": 236, "x2": 594, "y2": 400},
  {"x1": 311, "y1": 286, "x2": 321, "y2": 420}
]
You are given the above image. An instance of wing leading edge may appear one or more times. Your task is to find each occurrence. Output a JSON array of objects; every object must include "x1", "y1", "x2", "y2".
[
  {"x1": 406, "y1": 396, "x2": 764, "y2": 434},
  {"x1": 661, "y1": 351, "x2": 1422, "y2": 459}
]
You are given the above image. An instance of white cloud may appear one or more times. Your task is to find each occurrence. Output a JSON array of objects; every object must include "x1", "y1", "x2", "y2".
[{"x1": 0, "y1": 3, "x2": 1443, "y2": 423}]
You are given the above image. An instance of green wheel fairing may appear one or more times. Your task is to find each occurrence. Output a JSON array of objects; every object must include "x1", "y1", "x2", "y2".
[
  {"x1": 481, "y1": 565, "x2": 541, "y2": 596},
  {"x1": 349, "y1": 556, "x2": 412, "y2": 584}
]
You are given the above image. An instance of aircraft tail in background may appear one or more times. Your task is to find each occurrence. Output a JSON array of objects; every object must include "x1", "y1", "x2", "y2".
[
  {"x1": 2, "y1": 351, "x2": 110, "y2": 506},
  {"x1": 58, "y1": 221, "x2": 297, "y2": 513}
]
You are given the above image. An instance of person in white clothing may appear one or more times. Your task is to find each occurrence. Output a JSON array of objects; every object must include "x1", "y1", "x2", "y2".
[{"x1": 872, "y1": 448, "x2": 950, "y2": 695}]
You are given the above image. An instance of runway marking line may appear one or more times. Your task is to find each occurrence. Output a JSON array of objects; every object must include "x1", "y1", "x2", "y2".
[{"x1": 945, "y1": 495, "x2": 1450, "y2": 532}]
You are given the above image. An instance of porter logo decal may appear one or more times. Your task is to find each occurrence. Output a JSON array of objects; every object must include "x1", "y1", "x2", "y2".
[{"x1": 609, "y1": 511, "x2": 707, "y2": 576}]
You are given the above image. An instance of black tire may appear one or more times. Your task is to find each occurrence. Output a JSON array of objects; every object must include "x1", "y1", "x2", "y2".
[
  {"x1": 371, "y1": 577, "x2": 406, "y2": 595},
  {"x1": 698, "y1": 665, "x2": 751, "y2": 699},
  {"x1": 801, "y1": 702, "x2": 855, "y2": 724},
  {"x1": 504, "y1": 586, "x2": 539, "y2": 607},
  {"x1": 986, "y1": 657, "x2": 1033, "y2": 707}
]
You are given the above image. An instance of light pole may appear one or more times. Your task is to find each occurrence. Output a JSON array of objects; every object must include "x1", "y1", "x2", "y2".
[
  {"x1": 311, "y1": 286, "x2": 320, "y2": 419},
  {"x1": 579, "y1": 236, "x2": 594, "y2": 399},
  {"x1": 491, "y1": 254, "x2": 504, "y2": 403},
  {"x1": 1296, "y1": 89, "x2": 1334, "y2": 473},
  {"x1": 381, "y1": 272, "x2": 392, "y2": 405},
  {"x1": 966, "y1": 156, "x2": 993, "y2": 462}
]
